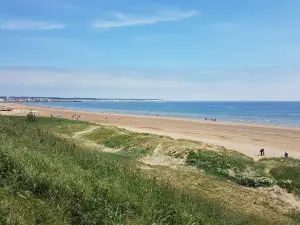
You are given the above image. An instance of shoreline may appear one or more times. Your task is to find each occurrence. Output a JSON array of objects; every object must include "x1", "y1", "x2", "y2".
[
  {"x1": 3, "y1": 103, "x2": 300, "y2": 159},
  {"x1": 16, "y1": 102, "x2": 300, "y2": 130}
]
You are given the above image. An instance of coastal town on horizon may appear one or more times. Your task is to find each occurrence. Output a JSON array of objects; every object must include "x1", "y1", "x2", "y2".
[{"x1": 0, "y1": 96, "x2": 162, "y2": 103}]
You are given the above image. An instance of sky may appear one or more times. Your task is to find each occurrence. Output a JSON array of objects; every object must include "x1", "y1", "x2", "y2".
[{"x1": 0, "y1": 0, "x2": 299, "y2": 100}]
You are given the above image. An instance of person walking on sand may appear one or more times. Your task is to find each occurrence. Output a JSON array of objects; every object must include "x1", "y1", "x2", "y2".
[
  {"x1": 284, "y1": 151, "x2": 288, "y2": 158},
  {"x1": 260, "y1": 149, "x2": 265, "y2": 156}
]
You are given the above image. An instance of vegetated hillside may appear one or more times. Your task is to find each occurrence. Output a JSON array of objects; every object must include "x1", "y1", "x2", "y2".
[
  {"x1": 1, "y1": 116, "x2": 299, "y2": 224},
  {"x1": 80, "y1": 119, "x2": 300, "y2": 194},
  {"x1": 0, "y1": 116, "x2": 268, "y2": 225}
]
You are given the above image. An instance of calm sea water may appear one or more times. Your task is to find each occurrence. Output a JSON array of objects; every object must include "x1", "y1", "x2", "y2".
[{"x1": 25, "y1": 101, "x2": 300, "y2": 127}]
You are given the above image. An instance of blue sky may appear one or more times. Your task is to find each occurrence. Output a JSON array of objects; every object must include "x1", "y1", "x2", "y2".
[{"x1": 0, "y1": 0, "x2": 299, "y2": 100}]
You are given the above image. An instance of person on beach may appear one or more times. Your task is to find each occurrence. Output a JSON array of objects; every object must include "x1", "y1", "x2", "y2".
[
  {"x1": 284, "y1": 152, "x2": 288, "y2": 158},
  {"x1": 260, "y1": 149, "x2": 265, "y2": 156}
]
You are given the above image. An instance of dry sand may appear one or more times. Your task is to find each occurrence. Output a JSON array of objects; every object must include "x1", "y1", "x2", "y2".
[{"x1": 2, "y1": 103, "x2": 300, "y2": 159}]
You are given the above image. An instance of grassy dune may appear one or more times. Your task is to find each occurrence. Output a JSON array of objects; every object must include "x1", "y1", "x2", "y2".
[
  {"x1": 269, "y1": 160, "x2": 300, "y2": 195},
  {"x1": 79, "y1": 120, "x2": 300, "y2": 192},
  {"x1": 31, "y1": 117, "x2": 300, "y2": 196},
  {"x1": 2, "y1": 116, "x2": 300, "y2": 224},
  {"x1": 0, "y1": 116, "x2": 273, "y2": 225}
]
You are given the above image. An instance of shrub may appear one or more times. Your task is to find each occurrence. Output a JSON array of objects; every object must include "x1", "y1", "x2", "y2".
[
  {"x1": 27, "y1": 112, "x2": 37, "y2": 122},
  {"x1": 270, "y1": 165, "x2": 300, "y2": 194},
  {"x1": 238, "y1": 176, "x2": 275, "y2": 187},
  {"x1": 186, "y1": 150, "x2": 274, "y2": 187},
  {"x1": 277, "y1": 180, "x2": 293, "y2": 191}
]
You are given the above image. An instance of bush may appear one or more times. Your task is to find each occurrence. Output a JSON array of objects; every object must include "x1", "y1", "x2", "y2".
[
  {"x1": 277, "y1": 180, "x2": 293, "y2": 191},
  {"x1": 270, "y1": 165, "x2": 300, "y2": 195},
  {"x1": 238, "y1": 176, "x2": 275, "y2": 187},
  {"x1": 27, "y1": 112, "x2": 37, "y2": 122},
  {"x1": 186, "y1": 150, "x2": 274, "y2": 187}
]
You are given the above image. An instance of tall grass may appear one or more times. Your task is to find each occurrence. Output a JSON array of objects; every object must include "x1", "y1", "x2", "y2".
[
  {"x1": 32, "y1": 117, "x2": 300, "y2": 194},
  {"x1": 270, "y1": 165, "x2": 300, "y2": 195},
  {"x1": 0, "y1": 187, "x2": 68, "y2": 225},
  {"x1": 0, "y1": 116, "x2": 271, "y2": 224},
  {"x1": 186, "y1": 149, "x2": 300, "y2": 193},
  {"x1": 85, "y1": 127, "x2": 161, "y2": 156},
  {"x1": 186, "y1": 150, "x2": 274, "y2": 187}
]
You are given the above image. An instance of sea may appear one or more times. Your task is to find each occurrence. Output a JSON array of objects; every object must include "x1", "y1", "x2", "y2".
[{"x1": 24, "y1": 101, "x2": 300, "y2": 127}]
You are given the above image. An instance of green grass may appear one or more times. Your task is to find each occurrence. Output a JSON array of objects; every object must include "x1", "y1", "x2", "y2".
[
  {"x1": 84, "y1": 127, "x2": 160, "y2": 157},
  {"x1": 0, "y1": 187, "x2": 67, "y2": 225},
  {"x1": 33, "y1": 116, "x2": 300, "y2": 195},
  {"x1": 86, "y1": 127, "x2": 161, "y2": 149},
  {"x1": 270, "y1": 165, "x2": 300, "y2": 195},
  {"x1": 186, "y1": 149, "x2": 300, "y2": 192},
  {"x1": 0, "y1": 116, "x2": 274, "y2": 225},
  {"x1": 186, "y1": 150, "x2": 275, "y2": 187},
  {"x1": 289, "y1": 212, "x2": 300, "y2": 224},
  {"x1": 116, "y1": 148, "x2": 153, "y2": 159},
  {"x1": 35, "y1": 117, "x2": 91, "y2": 136},
  {"x1": 84, "y1": 126, "x2": 121, "y2": 143}
]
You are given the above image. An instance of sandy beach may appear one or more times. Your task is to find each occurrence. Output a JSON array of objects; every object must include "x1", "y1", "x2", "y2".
[{"x1": 2, "y1": 103, "x2": 300, "y2": 159}]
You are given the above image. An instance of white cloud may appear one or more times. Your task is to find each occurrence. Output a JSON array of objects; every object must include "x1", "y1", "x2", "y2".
[
  {"x1": 0, "y1": 20, "x2": 66, "y2": 30},
  {"x1": 0, "y1": 67, "x2": 299, "y2": 101},
  {"x1": 93, "y1": 10, "x2": 200, "y2": 29}
]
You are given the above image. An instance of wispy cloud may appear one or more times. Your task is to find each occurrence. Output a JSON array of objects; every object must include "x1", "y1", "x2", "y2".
[
  {"x1": 0, "y1": 20, "x2": 66, "y2": 30},
  {"x1": 93, "y1": 9, "x2": 200, "y2": 29}
]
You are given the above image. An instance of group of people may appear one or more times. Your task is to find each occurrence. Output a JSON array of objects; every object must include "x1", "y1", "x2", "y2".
[
  {"x1": 72, "y1": 114, "x2": 81, "y2": 120},
  {"x1": 260, "y1": 148, "x2": 289, "y2": 158},
  {"x1": 205, "y1": 118, "x2": 217, "y2": 122}
]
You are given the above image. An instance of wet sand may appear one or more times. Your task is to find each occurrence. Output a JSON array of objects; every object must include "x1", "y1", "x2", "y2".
[{"x1": 3, "y1": 103, "x2": 300, "y2": 159}]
